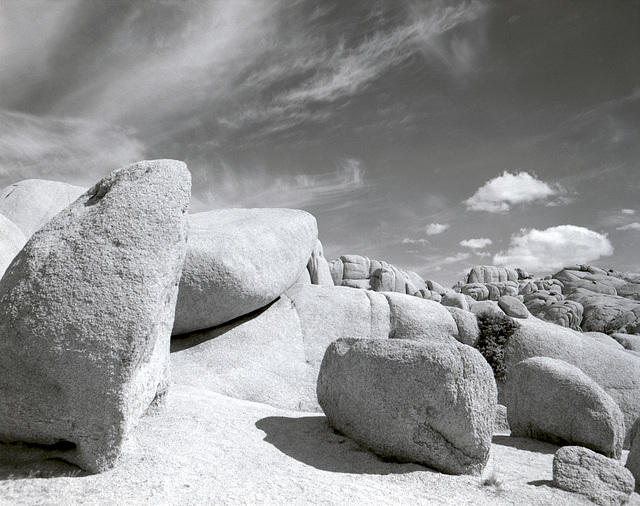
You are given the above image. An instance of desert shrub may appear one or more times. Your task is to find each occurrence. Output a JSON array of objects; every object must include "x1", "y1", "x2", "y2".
[{"x1": 475, "y1": 312, "x2": 520, "y2": 381}]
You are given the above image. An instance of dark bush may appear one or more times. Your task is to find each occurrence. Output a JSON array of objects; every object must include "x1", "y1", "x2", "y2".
[{"x1": 475, "y1": 312, "x2": 520, "y2": 381}]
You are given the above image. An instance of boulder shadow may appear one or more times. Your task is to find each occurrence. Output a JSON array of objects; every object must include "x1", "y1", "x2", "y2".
[
  {"x1": 0, "y1": 441, "x2": 88, "y2": 480},
  {"x1": 492, "y1": 436, "x2": 559, "y2": 455},
  {"x1": 527, "y1": 479, "x2": 556, "y2": 488},
  {"x1": 255, "y1": 415, "x2": 434, "y2": 475}
]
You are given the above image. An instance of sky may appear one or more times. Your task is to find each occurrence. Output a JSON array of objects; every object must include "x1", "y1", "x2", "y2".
[{"x1": 1, "y1": 0, "x2": 639, "y2": 287}]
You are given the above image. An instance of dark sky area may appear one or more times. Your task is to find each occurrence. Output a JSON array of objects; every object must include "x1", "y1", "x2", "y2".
[{"x1": 1, "y1": 0, "x2": 639, "y2": 286}]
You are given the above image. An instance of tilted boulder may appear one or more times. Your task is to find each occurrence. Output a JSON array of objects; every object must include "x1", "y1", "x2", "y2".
[
  {"x1": 501, "y1": 318, "x2": 640, "y2": 447},
  {"x1": 317, "y1": 338, "x2": 496, "y2": 475},
  {"x1": 446, "y1": 307, "x2": 480, "y2": 347},
  {"x1": 0, "y1": 214, "x2": 26, "y2": 278},
  {"x1": 383, "y1": 292, "x2": 458, "y2": 342},
  {"x1": 498, "y1": 295, "x2": 529, "y2": 319},
  {"x1": 554, "y1": 446, "x2": 635, "y2": 506},
  {"x1": 172, "y1": 208, "x2": 317, "y2": 335},
  {"x1": 0, "y1": 160, "x2": 190, "y2": 472},
  {"x1": 0, "y1": 179, "x2": 87, "y2": 239},
  {"x1": 505, "y1": 357, "x2": 625, "y2": 458},
  {"x1": 306, "y1": 239, "x2": 333, "y2": 286}
]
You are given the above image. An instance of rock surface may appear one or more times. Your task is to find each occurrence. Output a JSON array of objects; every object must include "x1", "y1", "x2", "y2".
[
  {"x1": 307, "y1": 239, "x2": 334, "y2": 286},
  {"x1": 0, "y1": 179, "x2": 87, "y2": 238},
  {"x1": 317, "y1": 338, "x2": 496, "y2": 475},
  {"x1": 627, "y1": 419, "x2": 640, "y2": 490},
  {"x1": 506, "y1": 357, "x2": 625, "y2": 458},
  {"x1": 0, "y1": 214, "x2": 26, "y2": 278},
  {"x1": 0, "y1": 160, "x2": 190, "y2": 472},
  {"x1": 498, "y1": 295, "x2": 529, "y2": 319},
  {"x1": 173, "y1": 208, "x2": 317, "y2": 335},
  {"x1": 501, "y1": 318, "x2": 640, "y2": 447},
  {"x1": 553, "y1": 446, "x2": 635, "y2": 506}
]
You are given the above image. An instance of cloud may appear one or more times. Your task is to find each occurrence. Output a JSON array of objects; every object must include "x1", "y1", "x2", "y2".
[
  {"x1": 493, "y1": 225, "x2": 614, "y2": 274},
  {"x1": 460, "y1": 238, "x2": 493, "y2": 249},
  {"x1": 617, "y1": 222, "x2": 640, "y2": 231},
  {"x1": 402, "y1": 238, "x2": 430, "y2": 245},
  {"x1": 443, "y1": 252, "x2": 471, "y2": 264},
  {"x1": 0, "y1": 111, "x2": 146, "y2": 188},
  {"x1": 622, "y1": 209, "x2": 636, "y2": 215},
  {"x1": 190, "y1": 157, "x2": 370, "y2": 212},
  {"x1": 426, "y1": 223, "x2": 450, "y2": 235},
  {"x1": 465, "y1": 171, "x2": 561, "y2": 213}
]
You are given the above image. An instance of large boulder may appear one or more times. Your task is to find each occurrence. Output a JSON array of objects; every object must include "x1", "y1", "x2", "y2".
[
  {"x1": 505, "y1": 357, "x2": 625, "y2": 458},
  {"x1": 466, "y1": 265, "x2": 518, "y2": 284},
  {"x1": 501, "y1": 318, "x2": 640, "y2": 447},
  {"x1": 0, "y1": 160, "x2": 190, "y2": 472},
  {"x1": 317, "y1": 338, "x2": 496, "y2": 475},
  {"x1": 172, "y1": 208, "x2": 318, "y2": 335},
  {"x1": 626, "y1": 418, "x2": 640, "y2": 490},
  {"x1": 553, "y1": 446, "x2": 635, "y2": 506},
  {"x1": 0, "y1": 214, "x2": 26, "y2": 278},
  {"x1": 0, "y1": 179, "x2": 87, "y2": 238},
  {"x1": 383, "y1": 292, "x2": 458, "y2": 342},
  {"x1": 498, "y1": 295, "x2": 529, "y2": 319},
  {"x1": 446, "y1": 307, "x2": 480, "y2": 347}
]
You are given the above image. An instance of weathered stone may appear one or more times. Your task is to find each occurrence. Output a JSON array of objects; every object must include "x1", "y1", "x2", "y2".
[
  {"x1": 441, "y1": 292, "x2": 471, "y2": 311},
  {"x1": 506, "y1": 357, "x2": 625, "y2": 458},
  {"x1": 566, "y1": 288, "x2": 640, "y2": 334},
  {"x1": 626, "y1": 418, "x2": 640, "y2": 490},
  {"x1": 317, "y1": 338, "x2": 496, "y2": 475},
  {"x1": 446, "y1": 307, "x2": 480, "y2": 347},
  {"x1": 611, "y1": 333, "x2": 640, "y2": 352},
  {"x1": 384, "y1": 292, "x2": 458, "y2": 342},
  {"x1": 469, "y1": 300, "x2": 505, "y2": 317},
  {"x1": 553, "y1": 446, "x2": 635, "y2": 506},
  {"x1": 173, "y1": 208, "x2": 317, "y2": 335},
  {"x1": 0, "y1": 179, "x2": 86, "y2": 239},
  {"x1": 307, "y1": 239, "x2": 334, "y2": 286},
  {"x1": 501, "y1": 318, "x2": 640, "y2": 447},
  {"x1": 0, "y1": 160, "x2": 190, "y2": 472},
  {"x1": 498, "y1": 295, "x2": 529, "y2": 319},
  {"x1": 0, "y1": 214, "x2": 26, "y2": 278},
  {"x1": 466, "y1": 265, "x2": 518, "y2": 284}
]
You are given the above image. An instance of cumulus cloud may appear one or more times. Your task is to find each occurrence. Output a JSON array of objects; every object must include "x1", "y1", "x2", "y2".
[
  {"x1": 460, "y1": 238, "x2": 493, "y2": 249},
  {"x1": 426, "y1": 223, "x2": 450, "y2": 235},
  {"x1": 622, "y1": 209, "x2": 636, "y2": 215},
  {"x1": 493, "y1": 225, "x2": 614, "y2": 274},
  {"x1": 617, "y1": 222, "x2": 640, "y2": 231},
  {"x1": 465, "y1": 171, "x2": 561, "y2": 213}
]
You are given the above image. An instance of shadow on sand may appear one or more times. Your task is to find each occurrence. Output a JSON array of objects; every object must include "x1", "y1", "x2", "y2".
[
  {"x1": 255, "y1": 415, "x2": 434, "y2": 475},
  {"x1": 0, "y1": 442, "x2": 88, "y2": 480}
]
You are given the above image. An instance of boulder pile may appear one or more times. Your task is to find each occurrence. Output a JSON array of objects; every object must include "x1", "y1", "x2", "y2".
[{"x1": 1, "y1": 160, "x2": 639, "y2": 506}]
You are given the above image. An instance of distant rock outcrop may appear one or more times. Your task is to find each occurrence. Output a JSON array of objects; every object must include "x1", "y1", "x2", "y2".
[
  {"x1": 0, "y1": 179, "x2": 86, "y2": 239},
  {"x1": 172, "y1": 208, "x2": 318, "y2": 335},
  {"x1": 553, "y1": 446, "x2": 635, "y2": 506},
  {"x1": 328, "y1": 254, "x2": 440, "y2": 300},
  {"x1": 0, "y1": 160, "x2": 190, "y2": 472},
  {"x1": 317, "y1": 338, "x2": 496, "y2": 475},
  {"x1": 506, "y1": 357, "x2": 625, "y2": 458}
]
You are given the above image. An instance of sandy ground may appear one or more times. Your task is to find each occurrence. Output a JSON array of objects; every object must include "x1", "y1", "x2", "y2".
[{"x1": 3, "y1": 380, "x2": 639, "y2": 505}]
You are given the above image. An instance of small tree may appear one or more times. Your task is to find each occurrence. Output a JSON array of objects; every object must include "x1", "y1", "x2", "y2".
[{"x1": 475, "y1": 312, "x2": 520, "y2": 381}]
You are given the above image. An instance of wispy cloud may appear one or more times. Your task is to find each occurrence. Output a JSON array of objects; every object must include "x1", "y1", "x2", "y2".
[
  {"x1": 465, "y1": 171, "x2": 563, "y2": 213},
  {"x1": 494, "y1": 225, "x2": 614, "y2": 274},
  {"x1": 402, "y1": 238, "x2": 430, "y2": 245},
  {"x1": 190, "y1": 157, "x2": 370, "y2": 212},
  {"x1": 0, "y1": 111, "x2": 145, "y2": 188},
  {"x1": 617, "y1": 222, "x2": 640, "y2": 232}
]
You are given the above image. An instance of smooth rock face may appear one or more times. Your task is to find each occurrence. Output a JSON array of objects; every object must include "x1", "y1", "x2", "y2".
[
  {"x1": 0, "y1": 214, "x2": 26, "y2": 278},
  {"x1": 307, "y1": 239, "x2": 334, "y2": 286},
  {"x1": 317, "y1": 338, "x2": 496, "y2": 475},
  {"x1": 0, "y1": 160, "x2": 190, "y2": 472},
  {"x1": 502, "y1": 318, "x2": 640, "y2": 447},
  {"x1": 0, "y1": 179, "x2": 87, "y2": 238},
  {"x1": 383, "y1": 292, "x2": 458, "y2": 342},
  {"x1": 173, "y1": 208, "x2": 318, "y2": 335},
  {"x1": 446, "y1": 307, "x2": 480, "y2": 347},
  {"x1": 626, "y1": 418, "x2": 640, "y2": 488},
  {"x1": 567, "y1": 288, "x2": 640, "y2": 334},
  {"x1": 498, "y1": 295, "x2": 529, "y2": 319},
  {"x1": 553, "y1": 446, "x2": 635, "y2": 506},
  {"x1": 506, "y1": 357, "x2": 625, "y2": 458}
]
